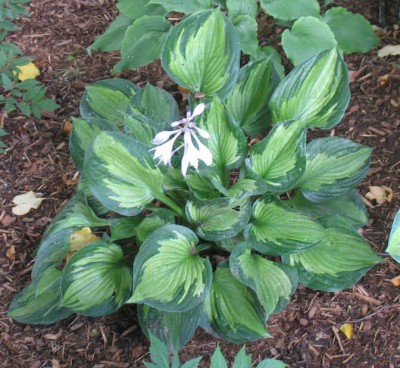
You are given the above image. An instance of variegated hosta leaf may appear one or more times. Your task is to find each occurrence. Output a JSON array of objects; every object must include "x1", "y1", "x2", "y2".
[
  {"x1": 297, "y1": 137, "x2": 372, "y2": 202},
  {"x1": 138, "y1": 303, "x2": 203, "y2": 354},
  {"x1": 282, "y1": 16, "x2": 338, "y2": 66},
  {"x1": 32, "y1": 193, "x2": 110, "y2": 280},
  {"x1": 61, "y1": 241, "x2": 132, "y2": 316},
  {"x1": 84, "y1": 131, "x2": 165, "y2": 216},
  {"x1": 8, "y1": 267, "x2": 72, "y2": 324},
  {"x1": 269, "y1": 48, "x2": 350, "y2": 129},
  {"x1": 123, "y1": 114, "x2": 154, "y2": 147},
  {"x1": 186, "y1": 197, "x2": 251, "y2": 241},
  {"x1": 110, "y1": 216, "x2": 142, "y2": 242},
  {"x1": 284, "y1": 227, "x2": 382, "y2": 291},
  {"x1": 114, "y1": 16, "x2": 171, "y2": 72},
  {"x1": 226, "y1": 57, "x2": 281, "y2": 135},
  {"x1": 43, "y1": 192, "x2": 109, "y2": 237},
  {"x1": 386, "y1": 210, "x2": 400, "y2": 263},
  {"x1": 80, "y1": 78, "x2": 139, "y2": 124},
  {"x1": 247, "y1": 121, "x2": 306, "y2": 192},
  {"x1": 228, "y1": 176, "x2": 268, "y2": 200},
  {"x1": 287, "y1": 190, "x2": 368, "y2": 229},
  {"x1": 260, "y1": 0, "x2": 320, "y2": 21},
  {"x1": 135, "y1": 208, "x2": 175, "y2": 242},
  {"x1": 186, "y1": 173, "x2": 221, "y2": 200},
  {"x1": 148, "y1": 0, "x2": 210, "y2": 13},
  {"x1": 69, "y1": 117, "x2": 116, "y2": 170},
  {"x1": 247, "y1": 198, "x2": 325, "y2": 255},
  {"x1": 230, "y1": 243, "x2": 298, "y2": 316},
  {"x1": 201, "y1": 263, "x2": 269, "y2": 343},
  {"x1": 128, "y1": 225, "x2": 212, "y2": 312},
  {"x1": 131, "y1": 83, "x2": 179, "y2": 132},
  {"x1": 199, "y1": 98, "x2": 247, "y2": 179},
  {"x1": 161, "y1": 9, "x2": 240, "y2": 99}
]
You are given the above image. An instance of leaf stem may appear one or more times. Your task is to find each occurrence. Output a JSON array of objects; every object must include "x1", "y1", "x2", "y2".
[{"x1": 157, "y1": 193, "x2": 186, "y2": 219}]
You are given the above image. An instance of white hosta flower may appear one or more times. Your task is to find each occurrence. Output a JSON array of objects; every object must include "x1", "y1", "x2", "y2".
[{"x1": 150, "y1": 103, "x2": 213, "y2": 176}]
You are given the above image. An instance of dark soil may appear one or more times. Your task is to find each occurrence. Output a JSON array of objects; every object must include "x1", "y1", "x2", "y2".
[{"x1": 1, "y1": 1, "x2": 399, "y2": 367}]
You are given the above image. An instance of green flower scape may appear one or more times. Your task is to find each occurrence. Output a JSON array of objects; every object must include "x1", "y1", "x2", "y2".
[{"x1": 9, "y1": 1, "x2": 384, "y2": 363}]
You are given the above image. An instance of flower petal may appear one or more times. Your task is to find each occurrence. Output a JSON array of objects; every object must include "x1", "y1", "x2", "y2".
[
  {"x1": 152, "y1": 140, "x2": 175, "y2": 165},
  {"x1": 152, "y1": 130, "x2": 180, "y2": 145},
  {"x1": 192, "y1": 133, "x2": 213, "y2": 166},
  {"x1": 193, "y1": 126, "x2": 210, "y2": 139},
  {"x1": 181, "y1": 131, "x2": 199, "y2": 176},
  {"x1": 191, "y1": 103, "x2": 205, "y2": 119}
]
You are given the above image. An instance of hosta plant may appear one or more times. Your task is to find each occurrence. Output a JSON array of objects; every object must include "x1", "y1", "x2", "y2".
[
  {"x1": 9, "y1": 9, "x2": 382, "y2": 355},
  {"x1": 89, "y1": 0, "x2": 379, "y2": 71}
]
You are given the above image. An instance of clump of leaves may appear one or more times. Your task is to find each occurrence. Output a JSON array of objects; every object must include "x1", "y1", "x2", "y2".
[
  {"x1": 89, "y1": 0, "x2": 378, "y2": 72},
  {"x1": 145, "y1": 334, "x2": 286, "y2": 368},
  {"x1": 9, "y1": 9, "x2": 382, "y2": 355}
]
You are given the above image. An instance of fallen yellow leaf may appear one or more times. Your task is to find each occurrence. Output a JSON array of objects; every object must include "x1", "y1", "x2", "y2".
[
  {"x1": 12, "y1": 191, "x2": 44, "y2": 216},
  {"x1": 6, "y1": 246, "x2": 16, "y2": 260},
  {"x1": 339, "y1": 323, "x2": 353, "y2": 340},
  {"x1": 365, "y1": 186, "x2": 393, "y2": 204},
  {"x1": 63, "y1": 120, "x2": 73, "y2": 134},
  {"x1": 14, "y1": 62, "x2": 40, "y2": 81},
  {"x1": 390, "y1": 275, "x2": 400, "y2": 287},
  {"x1": 70, "y1": 227, "x2": 101, "y2": 252}
]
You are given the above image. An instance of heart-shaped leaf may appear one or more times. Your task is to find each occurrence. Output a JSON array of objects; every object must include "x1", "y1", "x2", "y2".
[
  {"x1": 247, "y1": 197, "x2": 325, "y2": 255},
  {"x1": 128, "y1": 225, "x2": 212, "y2": 312},
  {"x1": 226, "y1": 57, "x2": 281, "y2": 135},
  {"x1": 89, "y1": 15, "x2": 133, "y2": 52},
  {"x1": 282, "y1": 16, "x2": 337, "y2": 66},
  {"x1": 297, "y1": 137, "x2": 372, "y2": 202},
  {"x1": 323, "y1": 7, "x2": 379, "y2": 54},
  {"x1": 135, "y1": 208, "x2": 175, "y2": 242},
  {"x1": 186, "y1": 197, "x2": 251, "y2": 241},
  {"x1": 199, "y1": 98, "x2": 247, "y2": 180},
  {"x1": 162, "y1": 9, "x2": 240, "y2": 99},
  {"x1": 80, "y1": 78, "x2": 139, "y2": 123},
  {"x1": 283, "y1": 226, "x2": 382, "y2": 291},
  {"x1": 114, "y1": 16, "x2": 171, "y2": 72},
  {"x1": 269, "y1": 48, "x2": 350, "y2": 129},
  {"x1": 230, "y1": 242, "x2": 298, "y2": 316},
  {"x1": 286, "y1": 190, "x2": 368, "y2": 229},
  {"x1": 84, "y1": 131, "x2": 166, "y2": 216},
  {"x1": 69, "y1": 117, "x2": 116, "y2": 170},
  {"x1": 201, "y1": 263, "x2": 269, "y2": 343},
  {"x1": 247, "y1": 120, "x2": 306, "y2": 192},
  {"x1": 131, "y1": 83, "x2": 179, "y2": 132},
  {"x1": 32, "y1": 193, "x2": 109, "y2": 280},
  {"x1": 61, "y1": 241, "x2": 132, "y2": 316},
  {"x1": 8, "y1": 267, "x2": 72, "y2": 324}
]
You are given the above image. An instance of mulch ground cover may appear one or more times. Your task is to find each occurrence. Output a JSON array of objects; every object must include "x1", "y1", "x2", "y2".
[{"x1": 0, "y1": 1, "x2": 399, "y2": 367}]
